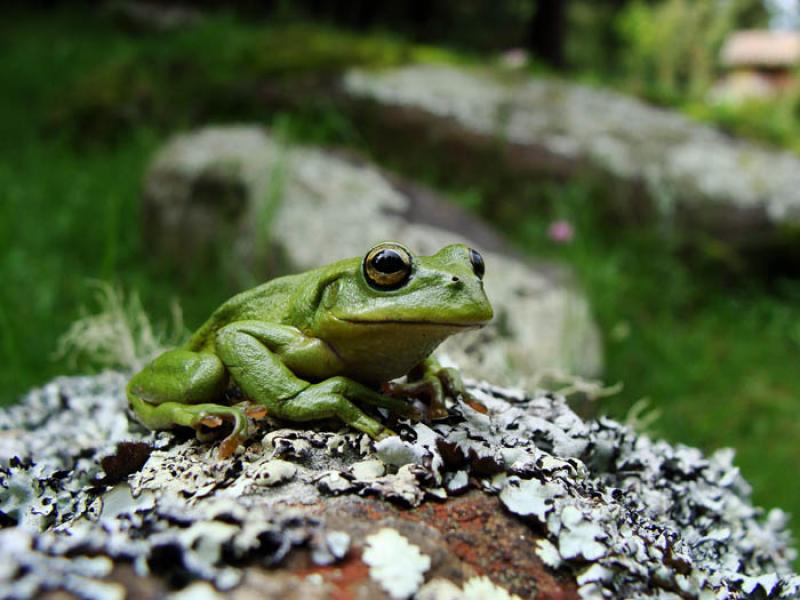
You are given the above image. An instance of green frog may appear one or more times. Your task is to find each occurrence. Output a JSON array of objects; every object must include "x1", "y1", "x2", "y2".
[{"x1": 127, "y1": 242, "x2": 492, "y2": 457}]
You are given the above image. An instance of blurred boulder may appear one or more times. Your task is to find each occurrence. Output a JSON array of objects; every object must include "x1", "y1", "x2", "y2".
[
  {"x1": 343, "y1": 64, "x2": 800, "y2": 257},
  {"x1": 143, "y1": 125, "x2": 603, "y2": 383},
  {"x1": 107, "y1": 1, "x2": 205, "y2": 32}
]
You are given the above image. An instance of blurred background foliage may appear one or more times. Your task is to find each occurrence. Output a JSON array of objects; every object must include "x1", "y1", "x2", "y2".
[{"x1": 2, "y1": 0, "x2": 800, "y2": 543}]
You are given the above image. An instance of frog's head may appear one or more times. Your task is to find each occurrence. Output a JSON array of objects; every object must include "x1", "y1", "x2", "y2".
[
  {"x1": 308, "y1": 242, "x2": 493, "y2": 382},
  {"x1": 328, "y1": 241, "x2": 492, "y2": 327}
]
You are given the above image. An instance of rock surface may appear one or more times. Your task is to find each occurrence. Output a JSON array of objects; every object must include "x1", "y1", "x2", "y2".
[
  {"x1": 108, "y1": 1, "x2": 205, "y2": 32},
  {"x1": 143, "y1": 126, "x2": 602, "y2": 383},
  {"x1": 344, "y1": 64, "x2": 800, "y2": 243},
  {"x1": 1, "y1": 372, "x2": 798, "y2": 599}
]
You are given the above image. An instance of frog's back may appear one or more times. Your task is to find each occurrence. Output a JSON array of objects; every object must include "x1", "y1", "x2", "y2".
[{"x1": 186, "y1": 272, "x2": 305, "y2": 351}]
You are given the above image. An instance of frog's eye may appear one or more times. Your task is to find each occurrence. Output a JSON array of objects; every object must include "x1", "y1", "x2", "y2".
[
  {"x1": 469, "y1": 248, "x2": 485, "y2": 280},
  {"x1": 364, "y1": 243, "x2": 413, "y2": 290}
]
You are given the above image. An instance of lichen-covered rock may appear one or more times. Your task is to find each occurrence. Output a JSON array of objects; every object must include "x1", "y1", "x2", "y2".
[
  {"x1": 1, "y1": 373, "x2": 798, "y2": 599},
  {"x1": 344, "y1": 64, "x2": 800, "y2": 241},
  {"x1": 143, "y1": 126, "x2": 602, "y2": 383}
]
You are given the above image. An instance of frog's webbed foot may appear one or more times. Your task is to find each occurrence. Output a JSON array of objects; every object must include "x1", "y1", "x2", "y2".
[
  {"x1": 195, "y1": 402, "x2": 272, "y2": 459},
  {"x1": 385, "y1": 363, "x2": 486, "y2": 420},
  {"x1": 198, "y1": 409, "x2": 246, "y2": 459},
  {"x1": 384, "y1": 379, "x2": 448, "y2": 420},
  {"x1": 437, "y1": 367, "x2": 488, "y2": 415},
  {"x1": 159, "y1": 402, "x2": 250, "y2": 459}
]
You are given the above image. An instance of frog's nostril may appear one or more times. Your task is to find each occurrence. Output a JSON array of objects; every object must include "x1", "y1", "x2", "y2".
[{"x1": 451, "y1": 276, "x2": 460, "y2": 283}]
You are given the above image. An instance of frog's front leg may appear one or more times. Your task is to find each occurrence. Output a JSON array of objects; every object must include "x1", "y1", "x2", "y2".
[
  {"x1": 214, "y1": 321, "x2": 416, "y2": 443},
  {"x1": 385, "y1": 357, "x2": 484, "y2": 419}
]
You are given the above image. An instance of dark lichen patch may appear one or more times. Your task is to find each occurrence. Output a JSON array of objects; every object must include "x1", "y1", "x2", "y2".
[
  {"x1": 100, "y1": 442, "x2": 153, "y2": 485},
  {"x1": 0, "y1": 372, "x2": 798, "y2": 598}
]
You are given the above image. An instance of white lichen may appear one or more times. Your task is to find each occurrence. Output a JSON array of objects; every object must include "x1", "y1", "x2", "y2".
[
  {"x1": 499, "y1": 478, "x2": 563, "y2": 522},
  {"x1": 416, "y1": 576, "x2": 522, "y2": 600},
  {"x1": 462, "y1": 576, "x2": 523, "y2": 600},
  {"x1": 557, "y1": 506, "x2": 607, "y2": 561},
  {"x1": 415, "y1": 578, "x2": 463, "y2": 600},
  {"x1": 362, "y1": 528, "x2": 431, "y2": 599},
  {"x1": 252, "y1": 459, "x2": 297, "y2": 487},
  {"x1": 351, "y1": 459, "x2": 386, "y2": 480},
  {"x1": 375, "y1": 436, "x2": 426, "y2": 467},
  {"x1": 167, "y1": 581, "x2": 224, "y2": 600},
  {"x1": 535, "y1": 539, "x2": 563, "y2": 569}
]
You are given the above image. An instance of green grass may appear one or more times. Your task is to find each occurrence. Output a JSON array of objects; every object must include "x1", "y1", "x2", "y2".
[{"x1": 1, "y1": 8, "x2": 799, "y2": 548}]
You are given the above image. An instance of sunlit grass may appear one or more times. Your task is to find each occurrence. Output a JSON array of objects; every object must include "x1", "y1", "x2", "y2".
[{"x1": 55, "y1": 283, "x2": 186, "y2": 373}]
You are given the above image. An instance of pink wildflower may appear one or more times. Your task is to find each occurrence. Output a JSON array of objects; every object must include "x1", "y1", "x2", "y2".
[{"x1": 548, "y1": 220, "x2": 574, "y2": 243}]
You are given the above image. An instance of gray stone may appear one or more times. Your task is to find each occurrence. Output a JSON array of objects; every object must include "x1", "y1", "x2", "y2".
[
  {"x1": 344, "y1": 64, "x2": 800, "y2": 241},
  {"x1": 143, "y1": 126, "x2": 603, "y2": 383},
  {"x1": 108, "y1": 1, "x2": 204, "y2": 33}
]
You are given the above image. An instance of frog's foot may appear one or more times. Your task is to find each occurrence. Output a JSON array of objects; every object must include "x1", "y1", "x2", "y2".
[
  {"x1": 179, "y1": 403, "x2": 250, "y2": 459},
  {"x1": 386, "y1": 366, "x2": 485, "y2": 419},
  {"x1": 208, "y1": 404, "x2": 269, "y2": 458},
  {"x1": 384, "y1": 376, "x2": 449, "y2": 421},
  {"x1": 438, "y1": 367, "x2": 488, "y2": 414},
  {"x1": 318, "y1": 376, "x2": 422, "y2": 423}
]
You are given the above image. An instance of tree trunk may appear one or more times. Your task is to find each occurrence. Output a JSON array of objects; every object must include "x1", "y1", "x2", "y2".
[{"x1": 528, "y1": 0, "x2": 568, "y2": 69}]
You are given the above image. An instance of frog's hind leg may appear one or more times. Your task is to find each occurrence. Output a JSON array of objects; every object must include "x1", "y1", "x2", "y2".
[
  {"x1": 214, "y1": 322, "x2": 400, "y2": 440},
  {"x1": 127, "y1": 349, "x2": 248, "y2": 456}
]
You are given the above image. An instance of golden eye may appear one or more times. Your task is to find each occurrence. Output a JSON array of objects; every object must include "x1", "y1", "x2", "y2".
[{"x1": 363, "y1": 243, "x2": 413, "y2": 290}]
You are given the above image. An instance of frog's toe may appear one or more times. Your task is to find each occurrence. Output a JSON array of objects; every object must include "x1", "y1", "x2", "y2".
[
  {"x1": 215, "y1": 411, "x2": 249, "y2": 459},
  {"x1": 428, "y1": 404, "x2": 450, "y2": 421},
  {"x1": 217, "y1": 431, "x2": 245, "y2": 459},
  {"x1": 199, "y1": 415, "x2": 224, "y2": 429},
  {"x1": 408, "y1": 405, "x2": 426, "y2": 422},
  {"x1": 393, "y1": 400, "x2": 424, "y2": 422},
  {"x1": 244, "y1": 404, "x2": 268, "y2": 420},
  {"x1": 462, "y1": 394, "x2": 488, "y2": 414},
  {"x1": 374, "y1": 426, "x2": 397, "y2": 441},
  {"x1": 188, "y1": 405, "x2": 249, "y2": 457}
]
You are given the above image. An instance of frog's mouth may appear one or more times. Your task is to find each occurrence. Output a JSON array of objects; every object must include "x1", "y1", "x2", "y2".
[{"x1": 337, "y1": 317, "x2": 486, "y2": 329}]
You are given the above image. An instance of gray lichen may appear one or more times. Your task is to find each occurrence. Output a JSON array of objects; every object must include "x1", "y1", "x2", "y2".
[{"x1": 1, "y1": 372, "x2": 798, "y2": 599}]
